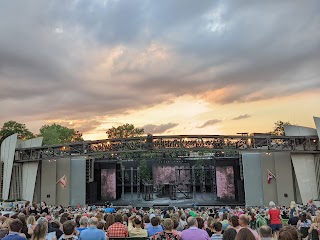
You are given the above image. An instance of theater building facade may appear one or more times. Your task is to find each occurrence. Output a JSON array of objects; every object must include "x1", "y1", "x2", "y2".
[{"x1": 1, "y1": 117, "x2": 320, "y2": 207}]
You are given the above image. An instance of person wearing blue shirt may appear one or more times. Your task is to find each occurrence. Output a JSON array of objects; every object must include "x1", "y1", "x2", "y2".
[
  {"x1": 79, "y1": 217, "x2": 105, "y2": 240},
  {"x1": 76, "y1": 216, "x2": 88, "y2": 234},
  {"x1": 147, "y1": 217, "x2": 163, "y2": 237},
  {"x1": 105, "y1": 206, "x2": 115, "y2": 213},
  {"x1": 3, "y1": 219, "x2": 26, "y2": 240}
]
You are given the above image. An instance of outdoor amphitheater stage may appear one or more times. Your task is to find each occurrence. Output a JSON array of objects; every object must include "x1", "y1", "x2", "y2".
[
  {"x1": 87, "y1": 157, "x2": 245, "y2": 207},
  {"x1": 94, "y1": 192, "x2": 243, "y2": 208}
]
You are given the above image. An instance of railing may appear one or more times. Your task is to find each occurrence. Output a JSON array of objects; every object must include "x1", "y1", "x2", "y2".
[{"x1": 14, "y1": 135, "x2": 319, "y2": 162}]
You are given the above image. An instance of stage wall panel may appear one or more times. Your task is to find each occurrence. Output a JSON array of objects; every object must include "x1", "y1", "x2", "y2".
[
  {"x1": 216, "y1": 166, "x2": 235, "y2": 200},
  {"x1": 101, "y1": 168, "x2": 116, "y2": 200}
]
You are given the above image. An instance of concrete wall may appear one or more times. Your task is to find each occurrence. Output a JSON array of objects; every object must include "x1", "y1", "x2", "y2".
[
  {"x1": 242, "y1": 152, "x2": 295, "y2": 207},
  {"x1": 274, "y1": 152, "x2": 295, "y2": 206},
  {"x1": 41, "y1": 160, "x2": 57, "y2": 205},
  {"x1": 33, "y1": 166, "x2": 41, "y2": 203},
  {"x1": 16, "y1": 137, "x2": 43, "y2": 148},
  {"x1": 314, "y1": 117, "x2": 320, "y2": 139},
  {"x1": 260, "y1": 153, "x2": 278, "y2": 205},
  {"x1": 1, "y1": 134, "x2": 18, "y2": 200},
  {"x1": 19, "y1": 137, "x2": 43, "y2": 202},
  {"x1": 259, "y1": 152, "x2": 295, "y2": 206},
  {"x1": 291, "y1": 154, "x2": 318, "y2": 204},
  {"x1": 284, "y1": 125, "x2": 317, "y2": 136},
  {"x1": 22, "y1": 162, "x2": 39, "y2": 202},
  {"x1": 70, "y1": 157, "x2": 86, "y2": 206},
  {"x1": 242, "y1": 153, "x2": 264, "y2": 206},
  {"x1": 56, "y1": 158, "x2": 71, "y2": 207}
]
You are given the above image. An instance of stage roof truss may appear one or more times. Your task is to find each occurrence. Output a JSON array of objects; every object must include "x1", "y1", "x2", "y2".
[{"x1": 14, "y1": 135, "x2": 319, "y2": 162}]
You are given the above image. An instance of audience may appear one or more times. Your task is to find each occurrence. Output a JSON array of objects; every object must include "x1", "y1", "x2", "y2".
[{"x1": 0, "y1": 200, "x2": 319, "y2": 240}]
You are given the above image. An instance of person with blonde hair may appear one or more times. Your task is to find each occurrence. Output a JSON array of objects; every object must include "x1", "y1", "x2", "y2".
[
  {"x1": 32, "y1": 218, "x2": 50, "y2": 240},
  {"x1": 308, "y1": 215, "x2": 320, "y2": 236},
  {"x1": 289, "y1": 201, "x2": 297, "y2": 218},
  {"x1": 0, "y1": 218, "x2": 11, "y2": 239},
  {"x1": 26, "y1": 215, "x2": 37, "y2": 236}
]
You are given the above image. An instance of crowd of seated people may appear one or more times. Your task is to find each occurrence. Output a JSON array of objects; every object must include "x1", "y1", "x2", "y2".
[{"x1": 0, "y1": 199, "x2": 319, "y2": 240}]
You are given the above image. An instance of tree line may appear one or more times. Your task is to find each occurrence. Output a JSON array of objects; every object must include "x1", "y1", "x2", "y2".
[
  {"x1": 0, "y1": 121, "x2": 145, "y2": 146},
  {"x1": 0, "y1": 120, "x2": 290, "y2": 146}
]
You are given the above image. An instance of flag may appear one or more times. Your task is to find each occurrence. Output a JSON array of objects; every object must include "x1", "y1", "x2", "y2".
[
  {"x1": 57, "y1": 175, "x2": 67, "y2": 188},
  {"x1": 267, "y1": 170, "x2": 275, "y2": 184}
]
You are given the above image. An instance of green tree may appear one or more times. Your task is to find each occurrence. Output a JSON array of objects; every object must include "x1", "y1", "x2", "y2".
[
  {"x1": 195, "y1": 158, "x2": 205, "y2": 177},
  {"x1": 271, "y1": 121, "x2": 291, "y2": 136},
  {"x1": 139, "y1": 159, "x2": 151, "y2": 182},
  {"x1": 39, "y1": 123, "x2": 83, "y2": 145},
  {"x1": 0, "y1": 121, "x2": 35, "y2": 142},
  {"x1": 106, "y1": 123, "x2": 144, "y2": 138}
]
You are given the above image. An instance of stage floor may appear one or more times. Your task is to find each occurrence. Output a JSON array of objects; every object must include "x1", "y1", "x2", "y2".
[{"x1": 97, "y1": 192, "x2": 242, "y2": 208}]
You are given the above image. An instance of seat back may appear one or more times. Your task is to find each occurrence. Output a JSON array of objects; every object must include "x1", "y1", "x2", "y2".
[
  {"x1": 300, "y1": 227, "x2": 310, "y2": 238},
  {"x1": 311, "y1": 229, "x2": 319, "y2": 240}
]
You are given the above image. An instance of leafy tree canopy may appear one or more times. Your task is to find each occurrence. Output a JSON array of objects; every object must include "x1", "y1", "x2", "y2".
[
  {"x1": 39, "y1": 123, "x2": 83, "y2": 145},
  {"x1": 0, "y1": 121, "x2": 35, "y2": 142},
  {"x1": 271, "y1": 120, "x2": 291, "y2": 136},
  {"x1": 139, "y1": 159, "x2": 151, "y2": 182},
  {"x1": 106, "y1": 123, "x2": 144, "y2": 139}
]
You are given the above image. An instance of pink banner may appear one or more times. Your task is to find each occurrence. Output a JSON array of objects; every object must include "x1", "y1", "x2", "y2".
[
  {"x1": 101, "y1": 168, "x2": 116, "y2": 200},
  {"x1": 152, "y1": 164, "x2": 190, "y2": 188},
  {"x1": 216, "y1": 166, "x2": 235, "y2": 200}
]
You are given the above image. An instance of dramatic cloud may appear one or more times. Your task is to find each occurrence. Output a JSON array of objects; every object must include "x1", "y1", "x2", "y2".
[
  {"x1": 142, "y1": 123, "x2": 178, "y2": 134},
  {"x1": 0, "y1": 0, "x2": 319, "y2": 125},
  {"x1": 47, "y1": 120, "x2": 103, "y2": 133},
  {"x1": 198, "y1": 119, "x2": 221, "y2": 128},
  {"x1": 232, "y1": 114, "x2": 251, "y2": 120}
]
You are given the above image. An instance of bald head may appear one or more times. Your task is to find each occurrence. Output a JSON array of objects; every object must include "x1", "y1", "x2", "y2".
[
  {"x1": 187, "y1": 216, "x2": 198, "y2": 227},
  {"x1": 79, "y1": 216, "x2": 88, "y2": 226},
  {"x1": 259, "y1": 225, "x2": 273, "y2": 238},
  {"x1": 89, "y1": 217, "x2": 98, "y2": 226}
]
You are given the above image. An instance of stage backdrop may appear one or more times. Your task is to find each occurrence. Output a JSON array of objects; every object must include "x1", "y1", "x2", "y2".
[
  {"x1": 153, "y1": 163, "x2": 190, "y2": 190},
  {"x1": 101, "y1": 168, "x2": 116, "y2": 200},
  {"x1": 216, "y1": 166, "x2": 235, "y2": 200}
]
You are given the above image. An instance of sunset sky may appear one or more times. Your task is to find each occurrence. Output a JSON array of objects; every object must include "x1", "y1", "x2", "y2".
[{"x1": 0, "y1": 0, "x2": 319, "y2": 140}]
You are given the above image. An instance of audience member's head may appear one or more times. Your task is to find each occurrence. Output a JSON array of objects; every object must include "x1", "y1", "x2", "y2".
[
  {"x1": 63, "y1": 220, "x2": 76, "y2": 235},
  {"x1": 196, "y1": 217, "x2": 205, "y2": 229},
  {"x1": 187, "y1": 217, "x2": 198, "y2": 228},
  {"x1": 79, "y1": 216, "x2": 88, "y2": 227},
  {"x1": 230, "y1": 215, "x2": 239, "y2": 227},
  {"x1": 239, "y1": 214, "x2": 250, "y2": 227},
  {"x1": 235, "y1": 228, "x2": 256, "y2": 240},
  {"x1": 9, "y1": 219, "x2": 23, "y2": 233},
  {"x1": 259, "y1": 225, "x2": 273, "y2": 238},
  {"x1": 33, "y1": 220, "x2": 48, "y2": 240},
  {"x1": 163, "y1": 218, "x2": 174, "y2": 231},
  {"x1": 278, "y1": 226, "x2": 299, "y2": 240},
  {"x1": 269, "y1": 201, "x2": 276, "y2": 208},
  {"x1": 223, "y1": 228, "x2": 237, "y2": 240},
  {"x1": 88, "y1": 217, "x2": 98, "y2": 226},
  {"x1": 151, "y1": 217, "x2": 159, "y2": 226},
  {"x1": 97, "y1": 221, "x2": 105, "y2": 230},
  {"x1": 213, "y1": 222, "x2": 222, "y2": 233},
  {"x1": 114, "y1": 214, "x2": 122, "y2": 223}
]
